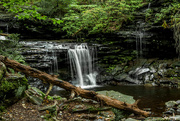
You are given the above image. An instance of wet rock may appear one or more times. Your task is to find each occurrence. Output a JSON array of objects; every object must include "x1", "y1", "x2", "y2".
[
  {"x1": 149, "y1": 74, "x2": 154, "y2": 81},
  {"x1": 124, "y1": 76, "x2": 142, "y2": 84},
  {"x1": 25, "y1": 92, "x2": 43, "y2": 105},
  {"x1": 177, "y1": 105, "x2": 180, "y2": 109},
  {"x1": 144, "y1": 83, "x2": 153, "y2": 87},
  {"x1": 158, "y1": 69, "x2": 166, "y2": 77},
  {"x1": 122, "y1": 118, "x2": 138, "y2": 121},
  {"x1": 159, "y1": 77, "x2": 178, "y2": 87},
  {"x1": 169, "y1": 115, "x2": 180, "y2": 120},
  {"x1": 97, "y1": 90, "x2": 135, "y2": 104},
  {"x1": 172, "y1": 61, "x2": 180, "y2": 67},
  {"x1": 38, "y1": 100, "x2": 57, "y2": 112},
  {"x1": 99, "y1": 75, "x2": 113, "y2": 82},
  {"x1": 177, "y1": 100, "x2": 180, "y2": 105},
  {"x1": 149, "y1": 66, "x2": 156, "y2": 73},
  {"x1": 163, "y1": 110, "x2": 173, "y2": 115},
  {"x1": 25, "y1": 87, "x2": 44, "y2": 105},
  {"x1": 145, "y1": 117, "x2": 169, "y2": 121},
  {"x1": 176, "y1": 109, "x2": 180, "y2": 114},
  {"x1": 165, "y1": 101, "x2": 177, "y2": 108},
  {"x1": 58, "y1": 96, "x2": 115, "y2": 121},
  {"x1": 114, "y1": 73, "x2": 128, "y2": 81}
]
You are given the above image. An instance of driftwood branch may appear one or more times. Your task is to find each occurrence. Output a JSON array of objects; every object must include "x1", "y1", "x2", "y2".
[{"x1": 0, "y1": 55, "x2": 150, "y2": 117}]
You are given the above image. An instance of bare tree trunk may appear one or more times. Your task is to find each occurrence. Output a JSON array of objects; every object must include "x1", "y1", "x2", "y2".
[{"x1": 0, "y1": 55, "x2": 150, "y2": 117}]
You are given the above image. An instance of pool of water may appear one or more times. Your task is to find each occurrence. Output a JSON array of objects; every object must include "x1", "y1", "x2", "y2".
[{"x1": 52, "y1": 85, "x2": 180, "y2": 117}]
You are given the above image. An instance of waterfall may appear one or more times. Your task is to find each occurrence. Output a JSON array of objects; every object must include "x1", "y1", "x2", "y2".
[
  {"x1": 135, "y1": 3, "x2": 151, "y2": 58},
  {"x1": 136, "y1": 22, "x2": 145, "y2": 58},
  {"x1": 20, "y1": 41, "x2": 98, "y2": 89},
  {"x1": 148, "y1": 3, "x2": 151, "y2": 9},
  {"x1": 6, "y1": 24, "x2": 8, "y2": 34},
  {"x1": 44, "y1": 43, "x2": 58, "y2": 74},
  {"x1": 68, "y1": 44, "x2": 97, "y2": 87}
]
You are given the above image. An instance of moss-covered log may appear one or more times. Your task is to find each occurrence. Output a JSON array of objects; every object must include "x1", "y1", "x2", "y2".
[{"x1": 0, "y1": 55, "x2": 150, "y2": 117}]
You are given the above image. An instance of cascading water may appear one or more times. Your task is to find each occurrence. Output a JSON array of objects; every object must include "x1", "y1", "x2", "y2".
[
  {"x1": 148, "y1": 3, "x2": 151, "y2": 9},
  {"x1": 20, "y1": 41, "x2": 98, "y2": 89},
  {"x1": 135, "y1": 3, "x2": 151, "y2": 58},
  {"x1": 136, "y1": 21, "x2": 145, "y2": 58},
  {"x1": 6, "y1": 24, "x2": 8, "y2": 34},
  {"x1": 68, "y1": 44, "x2": 97, "y2": 87}
]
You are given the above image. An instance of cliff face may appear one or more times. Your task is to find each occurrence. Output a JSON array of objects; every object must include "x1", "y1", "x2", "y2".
[{"x1": 97, "y1": 1, "x2": 177, "y2": 68}]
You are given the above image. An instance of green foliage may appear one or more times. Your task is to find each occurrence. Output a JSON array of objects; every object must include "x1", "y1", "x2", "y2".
[
  {"x1": 8, "y1": 33, "x2": 20, "y2": 41},
  {"x1": 63, "y1": 0, "x2": 146, "y2": 37},
  {"x1": 0, "y1": 77, "x2": 28, "y2": 94},
  {"x1": 0, "y1": 34, "x2": 25, "y2": 63},
  {"x1": 112, "y1": 108, "x2": 131, "y2": 121},
  {"x1": 153, "y1": 1, "x2": 180, "y2": 25},
  {"x1": 106, "y1": 65, "x2": 117, "y2": 73},
  {"x1": 37, "y1": 0, "x2": 72, "y2": 17},
  {"x1": 15, "y1": 85, "x2": 27, "y2": 98},
  {"x1": 0, "y1": 106, "x2": 6, "y2": 112},
  {"x1": 0, "y1": 76, "x2": 28, "y2": 112},
  {"x1": 0, "y1": 0, "x2": 64, "y2": 31},
  {"x1": 0, "y1": 80, "x2": 16, "y2": 92}
]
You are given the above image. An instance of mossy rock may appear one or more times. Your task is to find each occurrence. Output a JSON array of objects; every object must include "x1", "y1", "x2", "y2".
[
  {"x1": 0, "y1": 74, "x2": 28, "y2": 94},
  {"x1": 97, "y1": 90, "x2": 135, "y2": 104},
  {"x1": 164, "y1": 69, "x2": 177, "y2": 77},
  {"x1": 25, "y1": 87, "x2": 63, "y2": 105},
  {"x1": 0, "y1": 74, "x2": 28, "y2": 111}
]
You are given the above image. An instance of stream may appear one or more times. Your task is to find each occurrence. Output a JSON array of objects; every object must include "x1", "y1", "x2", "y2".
[{"x1": 51, "y1": 85, "x2": 180, "y2": 117}]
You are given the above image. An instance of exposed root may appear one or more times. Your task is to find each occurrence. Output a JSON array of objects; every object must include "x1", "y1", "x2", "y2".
[
  {"x1": 70, "y1": 90, "x2": 76, "y2": 99},
  {"x1": 45, "y1": 83, "x2": 53, "y2": 99}
]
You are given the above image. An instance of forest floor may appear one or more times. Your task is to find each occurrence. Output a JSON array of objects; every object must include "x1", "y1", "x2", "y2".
[
  {"x1": 1, "y1": 98, "x2": 45, "y2": 121},
  {"x1": 0, "y1": 97, "x2": 116, "y2": 121}
]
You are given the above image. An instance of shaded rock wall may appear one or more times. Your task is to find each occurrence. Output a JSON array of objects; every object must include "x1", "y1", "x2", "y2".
[{"x1": 96, "y1": 58, "x2": 180, "y2": 87}]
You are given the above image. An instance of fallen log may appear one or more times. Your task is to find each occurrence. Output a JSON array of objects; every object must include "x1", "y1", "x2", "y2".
[
  {"x1": 0, "y1": 55, "x2": 150, "y2": 117},
  {"x1": 0, "y1": 33, "x2": 10, "y2": 36}
]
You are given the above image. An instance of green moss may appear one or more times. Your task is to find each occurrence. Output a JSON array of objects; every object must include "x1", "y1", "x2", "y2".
[
  {"x1": 0, "y1": 75, "x2": 28, "y2": 112},
  {"x1": 112, "y1": 108, "x2": 131, "y2": 121},
  {"x1": 0, "y1": 106, "x2": 6, "y2": 112}
]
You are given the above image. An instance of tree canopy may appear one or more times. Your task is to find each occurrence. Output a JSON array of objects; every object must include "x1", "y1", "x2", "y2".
[{"x1": 0, "y1": 0, "x2": 180, "y2": 38}]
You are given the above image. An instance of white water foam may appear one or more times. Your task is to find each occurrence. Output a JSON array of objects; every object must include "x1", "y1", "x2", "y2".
[{"x1": 68, "y1": 44, "x2": 97, "y2": 87}]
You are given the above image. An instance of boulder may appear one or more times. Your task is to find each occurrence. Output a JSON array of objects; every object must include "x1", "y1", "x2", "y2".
[
  {"x1": 165, "y1": 101, "x2": 177, "y2": 108},
  {"x1": 97, "y1": 90, "x2": 135, "y2": 104}
]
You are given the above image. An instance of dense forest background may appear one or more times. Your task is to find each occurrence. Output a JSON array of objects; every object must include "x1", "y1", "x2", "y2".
[
  {"x1": 1, "y1": 0, "x2": 180, "y2": 62},
  {"x1": 0, "y1": 0, "x2": 180, "y2": 38}
]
